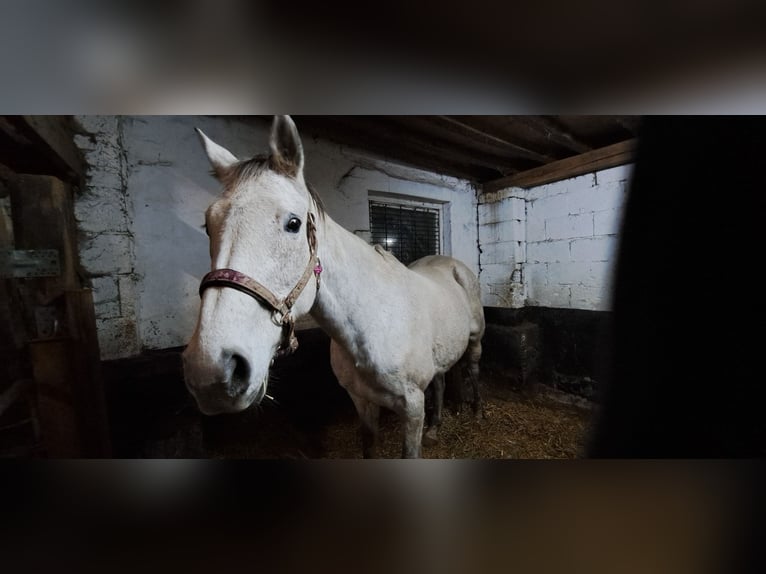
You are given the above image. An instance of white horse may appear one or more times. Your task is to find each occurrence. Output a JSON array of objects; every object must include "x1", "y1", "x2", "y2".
[{"x1": 182, "y1": 116, "x2": 485, "y2": 458}]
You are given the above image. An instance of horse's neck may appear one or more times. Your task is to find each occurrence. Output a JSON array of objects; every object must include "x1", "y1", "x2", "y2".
[{"x1": 310, "y1": 215, "x2": 400, "y2": 353}]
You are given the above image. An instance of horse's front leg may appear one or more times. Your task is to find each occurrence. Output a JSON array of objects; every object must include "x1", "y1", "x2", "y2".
[
  {"x1": 398, "y1": 385, "x2": 426, "y2": 458},
  {"x1": 422, "y1": 373, "x2": 445, "y2": 447}
]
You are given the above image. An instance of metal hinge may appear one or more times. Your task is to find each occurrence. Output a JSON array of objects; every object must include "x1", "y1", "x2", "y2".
[{"x1": 0, "y1": 249, "x2": 60, "y2": 278}]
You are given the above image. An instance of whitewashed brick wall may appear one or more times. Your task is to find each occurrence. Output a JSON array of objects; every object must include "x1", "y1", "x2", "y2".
[
  {"x1": 478, "y1": 193, "x2": 526, "y2": 307},
  {"x1": 479, "y1": 164, "x2": 632, "y2": 311},
  {"x1": 74, "y1": 116, "x2": 141, "y2": 358}
]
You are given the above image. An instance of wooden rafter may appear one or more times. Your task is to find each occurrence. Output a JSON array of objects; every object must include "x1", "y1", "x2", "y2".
[
  {"x1": 437, "y1": 116, "x2": 555, "y2": 164},
  {"x1": 523, "y1": 116, "x2": 592, "y2": 154}
]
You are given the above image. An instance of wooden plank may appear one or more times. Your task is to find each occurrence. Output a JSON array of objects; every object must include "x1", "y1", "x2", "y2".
[
  {"x1": 27, "y1": 297, "x2": 111, "y2": 458},
  {"x1": 64, "y1": 289, "x2": 111, "y2": 456},
  {"x1": 483, "y1": 138, "x2": 637, "y2": 192},
  {"x1": 10, "y1": 175, "x2": 80, "y2": 301},
  {"x1": 29, "y1": 338, "x2": 81, "y2": 457}
]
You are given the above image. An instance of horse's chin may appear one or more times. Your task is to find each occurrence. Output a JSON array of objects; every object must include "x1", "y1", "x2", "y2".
[{"x1": 194, "y1": 378, "x2": 267, "y2": 416}]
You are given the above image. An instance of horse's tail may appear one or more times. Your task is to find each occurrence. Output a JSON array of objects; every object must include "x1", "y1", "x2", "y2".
[{"x1": 451, "y1": 261, "x2": 485, "y2": 339}]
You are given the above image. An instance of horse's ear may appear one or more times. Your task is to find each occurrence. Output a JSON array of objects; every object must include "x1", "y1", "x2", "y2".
[
  {"x1": 269, "y1": 115, "x2": 304, "y2": 178},
  {"x1": 195, "y1": 128, "x2": 238, "y2": 179}
]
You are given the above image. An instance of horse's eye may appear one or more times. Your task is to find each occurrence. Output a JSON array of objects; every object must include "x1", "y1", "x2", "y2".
[
  {"x1": 202, "y1": 223, "x2": 209, "y2": 236},
  {"x1": 285, "y1": 217, "x2": 302, "y2": 233}
]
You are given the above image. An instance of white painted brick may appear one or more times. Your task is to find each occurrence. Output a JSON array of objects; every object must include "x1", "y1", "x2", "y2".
[
  {"x1": 527, "y1": 240, "x2": 570, "y2": 263},
  {"x1": 482, "y1": 290, "x2": 508, "y2": 307},
  {"x1": 532, "y1": 173, "x2": 589, "y2": 198},
  {"x1": 483, "y1": 282, "x2": 523, "y2": 308},
  {"x1": 480, "y1": 219, "x2": 524, "y2": 244},
  {"x1": 529, "y1": 283, "x2": 571, "y2": 308},
  {"x1": 85, "y1": 140, "x2": 122, "y2": 172},
  {"x1": 594, "y1": 164, "x2": 633, "y2": 185},
  {"x1": 477, "y1": 202, "x2": 495, "y2": 226},
  {"x1": 478, "y1": 196, "x2": 525, "y2": 225},
  {"x1": 570, "y1": 284, "x2": 607, "y2": 310},
  {"x1": 479, "y1": 188, "x2": 525, "y2": 204},
  {"x1": 79, "y1": 233, "x2": 133, "y2": 275},
  {"x1": 75, "y1": 187, "x2": 129, "y2": 233},
  {"x1": 95, "y1": 316, "x2": 139, "y2": 359},
  {"x1": 480, "y1": 263, "x2": 512, "y2": 285},
  {"x1": 527, "y1": 178, "x2": 570, "y2": 201},
  {"x1": 546, "y1": 261, "x2": 576, "y2": 285},
  {"x1": 480, "y1": 241, "x2": 525, "y2": 265},
  {"x1": 526, "y1": 213, "x2": 545, "y2": 242},
  {"x1": 545, "y1": 213, "x2": 593, "y2": 240},
  {"x1": 567, "y1": 186, "x2": 622, "y2": 215},
  {"x1": 78, "y1": 134, "x2": 118, "y2": 159},
  {"x1": 91, "y1": 277, "x2": 120, "y2": 319},
  {"x1": 547, "y1": 285, "x2": 572, "y2": 308},
  {"x1": 118, "y1": 274, "x2": 138, "y2": 318},
  {"x1": 76, "y1": 115, "x2": 119, "y2": 135},
  {"x1": 594, "y1": 208, "x2": 623, "y2": 236},
  {"x1": 85, "y1": 168, "x2": 123, "y2": 191},
  {"x1": 563, "y1": 173, "x2": 593, "y2": 193},
  {"x1": 507, "y1": 197, "x2": 525, "y2": 221},
  {"x1": 570, "y1": 236, "x2": 618, "y2": 262},
  {"x1": 518, "y1": 240, "x2": 526, "y2": 264},
  {"x1": 524, "y1": 262, "x2": 548, "y2": 290},
  {"x1": 528, "y1": 193, "x2": 569, "y2": 220},
  {"x1": 547, "y1": 261, "x2": 611, "y2": 289}
]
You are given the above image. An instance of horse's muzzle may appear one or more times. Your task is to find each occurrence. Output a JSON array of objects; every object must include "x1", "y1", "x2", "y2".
[{"x1": 182, "y1": 348, "x2": 265, "y2": 415}]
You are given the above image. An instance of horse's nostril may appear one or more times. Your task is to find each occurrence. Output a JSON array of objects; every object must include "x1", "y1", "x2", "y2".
[
  {"x1": 231, "y1": 353, "x2": 250, "y2": 383},
  {"x1": 223, "y1": 352, "x2": 250, "y2": 397}
]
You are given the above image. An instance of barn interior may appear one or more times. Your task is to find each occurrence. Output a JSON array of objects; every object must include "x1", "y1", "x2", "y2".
[{"x1": 2, "y1": 115, "x2": 639, "y2": 457}]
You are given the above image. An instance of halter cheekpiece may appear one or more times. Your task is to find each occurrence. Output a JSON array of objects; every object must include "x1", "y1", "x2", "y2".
[{"x1": 198, "y1": 212, "x2": 322, "y2": 356}]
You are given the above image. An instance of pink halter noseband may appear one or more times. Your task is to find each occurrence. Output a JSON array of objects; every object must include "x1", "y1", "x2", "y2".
[{"x1": 198, "y1": 212, "x2": 322, "y2": 356}]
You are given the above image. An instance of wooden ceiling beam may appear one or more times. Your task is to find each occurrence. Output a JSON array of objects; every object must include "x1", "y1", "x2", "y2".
[
  {"x1": 615, "y1": 116, "x2": 642, "y2": 135},
  {"x1": 21, "y1": 116, "x2": 87, "y2": 181},
  {"x1": 483, "y1": 138, "x2": 637, "y2": 192},
  {"x1": 0, "y1": 116, "x2": 85, "y2": 184},
  {"x1": 522, "y1": 116, "x2": 593, "y2": 154},
  {"x1": 297, "y1": 116, "x2": 512, "y2": 181},
  {"x1": 437, "y1": 116, "x2": 555, "y2": 164}
]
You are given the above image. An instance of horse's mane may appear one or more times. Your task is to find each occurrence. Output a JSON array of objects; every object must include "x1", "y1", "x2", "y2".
[{"x1": 218, "y1": 154, "x2": 326, "y2": 217}]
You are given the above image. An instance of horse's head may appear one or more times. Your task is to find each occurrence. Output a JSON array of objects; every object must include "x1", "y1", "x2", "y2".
[{"x1": 183, "y1": 116, "x2": 321, "y2": 415}]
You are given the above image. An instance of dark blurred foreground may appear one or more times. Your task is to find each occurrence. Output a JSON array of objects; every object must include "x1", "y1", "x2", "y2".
[
  {"x1": 589, "y1": 117, "x2": 766, "y2": 457},
  {"x1": 2, "y1": 461, "x2": 764, "y2": 574},
  {"x1": 1, "y1": 1, "x2": 765, "y2": 113}
]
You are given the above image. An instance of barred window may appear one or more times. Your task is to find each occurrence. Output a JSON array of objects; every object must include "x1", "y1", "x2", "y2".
[{"x1": 369, "y1": 200, "x2": 441, "y2": 266}]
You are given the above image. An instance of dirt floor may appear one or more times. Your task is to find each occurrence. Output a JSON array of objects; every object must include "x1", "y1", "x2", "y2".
[{"x1": 167, "y1": 373, "x2": 595, "y2": 459}]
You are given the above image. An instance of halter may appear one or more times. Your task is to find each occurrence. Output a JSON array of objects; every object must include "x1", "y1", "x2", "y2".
[{"x1": 198, "y1": 212, "x2": 322, "y2": 357}]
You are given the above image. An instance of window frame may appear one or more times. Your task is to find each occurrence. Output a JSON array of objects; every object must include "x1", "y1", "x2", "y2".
[{"x1": 367, "y1": 192, "x2": 450, "y2": 263}]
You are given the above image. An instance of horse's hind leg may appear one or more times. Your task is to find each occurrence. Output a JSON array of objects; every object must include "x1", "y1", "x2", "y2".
[
  {"x1": 347, "y1": 390, "x2": 380, "y2": 458},
  {"x1": 464, "y1": 340, "x2": 484, "y2": 420},
  {"x1": 422, "y1": 374, "x2": 445, "y2": 447}
]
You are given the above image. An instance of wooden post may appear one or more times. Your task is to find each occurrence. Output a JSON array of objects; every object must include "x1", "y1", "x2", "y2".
[{"x1": 9, "y1": 174, "x2": 111, "y2": 457}]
